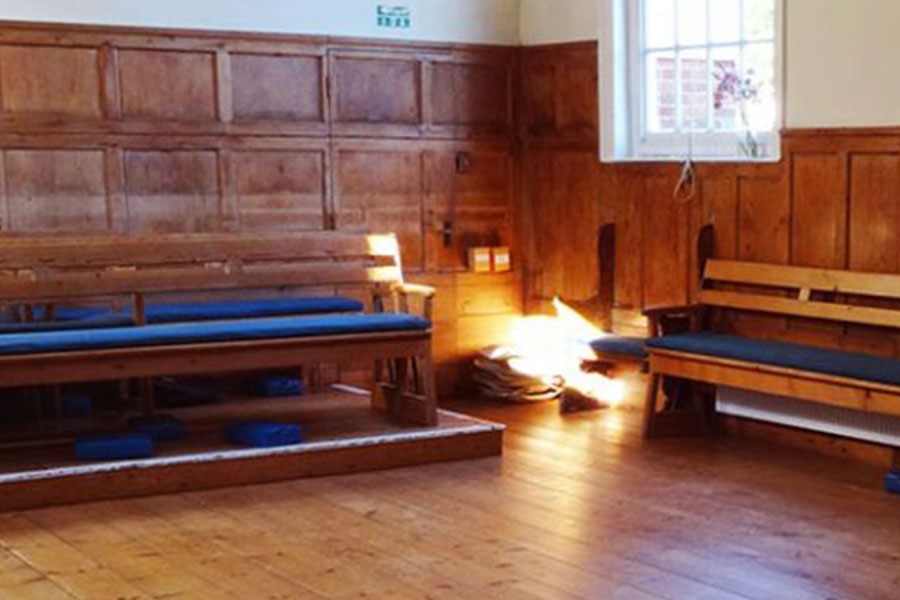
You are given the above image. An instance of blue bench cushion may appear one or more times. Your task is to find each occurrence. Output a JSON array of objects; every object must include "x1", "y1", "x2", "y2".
[
  {"x1": 0, "y1": 313, "x2": 430, "y2": 356},
  {"x1": 50, "y1": 296, "x2": 365, "y2": 324},
  {"x1": 590, "y1": 335, "x2": 647, "y2": 359},
  {"x1": 647, "y1": 332, "x2": 900, "y2": 388}
]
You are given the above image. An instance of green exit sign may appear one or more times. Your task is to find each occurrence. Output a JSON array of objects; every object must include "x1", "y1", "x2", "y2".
[{"x1": 377, "y1": 5, "x2": 411, "y2": 29}]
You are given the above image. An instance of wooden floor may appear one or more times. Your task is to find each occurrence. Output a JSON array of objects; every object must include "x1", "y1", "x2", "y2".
[{"x1": 1, "y1": 384, "x2": 899, "y2": 599}]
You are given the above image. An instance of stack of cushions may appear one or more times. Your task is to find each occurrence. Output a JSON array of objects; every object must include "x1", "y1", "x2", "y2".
[{"x1": 647, "y1": 332, "x2": 900, "y2": 387}]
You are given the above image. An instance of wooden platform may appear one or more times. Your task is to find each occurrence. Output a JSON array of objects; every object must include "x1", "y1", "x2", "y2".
[{"x1": 0, "y1": 390, "x2": 503, "y2": 512}]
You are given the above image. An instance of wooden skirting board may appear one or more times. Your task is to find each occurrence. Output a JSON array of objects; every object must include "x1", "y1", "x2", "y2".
[{"x1": 0, "y1": 391, "x2": 504, "y2": 512}]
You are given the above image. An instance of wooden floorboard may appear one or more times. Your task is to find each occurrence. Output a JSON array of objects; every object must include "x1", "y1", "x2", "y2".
[{"x1": 0, "y1": 386, "x2": 899, "y2": 599}]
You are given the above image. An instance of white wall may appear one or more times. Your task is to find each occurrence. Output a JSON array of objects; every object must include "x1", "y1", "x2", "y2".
[
  {"x1": 0, "y1": 0, "x2": 521, "y2": 45},
  {"x1": 519, "y1": 0, "x2": 598, "y2": 45},
  {"x1": 521, "y1": 0, "x2": 900, "y2": 129},
  {"x1": 785, "y1": 0, "x2": 900, "y2": 128}
]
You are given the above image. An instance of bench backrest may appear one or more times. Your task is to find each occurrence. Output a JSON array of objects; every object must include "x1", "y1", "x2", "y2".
[
  {"x1": 0, "y1": 231, "x2": 403, "y2": 311},
  {"x1": 699, "y1": 259, "x2": 900, "y2": 329}
]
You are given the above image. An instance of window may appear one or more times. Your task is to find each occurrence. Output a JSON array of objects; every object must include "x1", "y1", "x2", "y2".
[{"x1": 600, "y1": 0, "x2": 782, "y2": 161}]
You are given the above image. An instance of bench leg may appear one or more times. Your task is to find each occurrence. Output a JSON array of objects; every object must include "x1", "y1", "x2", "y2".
[
  {"x1": 372, "y1": 352, "x2": 439, "y2": 427},
  {"x1": 642, "y1": 373, "x2": 661, "y2": 438},
  {"x1": 644, "y1": 374, "x2": 717, "y2": 439}
]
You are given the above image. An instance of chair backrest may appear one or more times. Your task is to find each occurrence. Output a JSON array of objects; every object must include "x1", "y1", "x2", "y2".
[
  {"x1": 0, "y1": 232, "x2": 403, "y2": 321},
  {"x1": 698, "y1": 259, "x2": 900, "y2": 329}
]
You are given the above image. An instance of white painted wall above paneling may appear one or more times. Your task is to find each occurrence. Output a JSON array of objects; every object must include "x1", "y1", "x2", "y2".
[
  {"x1": 519, "y1": 0, "x2": 598, "y2": 45},
  {"x1": 0, "y1": 0, "x2": 521, "y2": 45}
]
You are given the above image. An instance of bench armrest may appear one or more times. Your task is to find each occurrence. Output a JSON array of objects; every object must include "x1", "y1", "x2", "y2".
[
  {"x1": 373, "y1": 282, "x2": 436, "y2": 320},
  {"x1": 392, "y1": 282, "x2": 437, "y2": 300},
  {"x1": 643, "y1": 304, "x2": 705, "y2": 336}
]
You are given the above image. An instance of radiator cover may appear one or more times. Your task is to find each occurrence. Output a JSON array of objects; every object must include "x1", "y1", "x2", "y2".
[{"x1": 717, "y1": 387, "x2": 900, "y2": 446}]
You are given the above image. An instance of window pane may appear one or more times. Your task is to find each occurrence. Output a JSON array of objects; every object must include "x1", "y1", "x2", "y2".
[
  {"x1": 743, "y1": 0, "x2": 776, "y2": 41},
  {"x1": 743, "y1": 42, "x2": 776, "y2": 130},
  {"x1": 645, "y1": 0, "x2": 675, "y2": 49},
  {"x1": 710, "y1": 0, "x2": 741, "y2": 43},
  {"x1": 711, "y1": 46, "x2": 741, "y2": 131},
  {"x1": 645, "y1": 50, "x2": 677, "y2": 133},
  {"x1": 679, "y1": 48, "x2": 709, "y2": 131},
  {"x1": 677, "y1": 0, "x2": 707, "y2": 46}
]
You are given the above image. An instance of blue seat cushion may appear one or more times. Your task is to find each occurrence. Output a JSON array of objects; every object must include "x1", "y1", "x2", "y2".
[
  {"x1": 0, "y1": 313, "x2": 429, "y2": 356},
  {"x1": 50, "y1": 296, "x2": 365, "y2": 324},
  {"x1": 590, "y1": 335, "x2": 647, "y2": 359},
  {"x1": 647, "y1": 332, "x2": 900, "y2": 387}
]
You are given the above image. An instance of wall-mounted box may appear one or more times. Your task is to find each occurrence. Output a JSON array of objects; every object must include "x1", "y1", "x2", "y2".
[{"x1": 468, "y1": 247, "x2": 492, "y2": 273}]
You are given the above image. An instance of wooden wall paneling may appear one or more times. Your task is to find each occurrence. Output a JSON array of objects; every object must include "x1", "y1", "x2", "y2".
[
  {"x1": 844, "y1": 152, "x2": 900, "y2": 356},
  {"x1": 118, "y1": 48, "x2": 217, "y2": 122},
  {"x1": 554, "y1": 46, "x2": 599, "y2": 142},
  {"x1": 608, "y1": 170, "x2": 644, "y2": 310},
  {"x1": 329, "y1": 50, "x2": 422, "y2": 138},
  {"x1": 230, "y1": 50, "x2": 327, "y2": 134},
  {"x1": 215, "y1": 49, "x2": 234, "y2": 124},
  {"x1": 217, "y1": 148, "x2": 237, "y2": 232},
  {"x1": 0, "y1": 150, "x2": 7, "y2": 231},
  {"x1": 689, "y1": 172, "x2": 738, "y2": 303},
  {"x1": 98, "y1": 43, "x2": 121, "y2": 120},
  {"x1": 427, "y1": 51, "x2": 513, "y2": 139},
  {"x1": 5, "y1": 149, "x2": 108, "y2": 233},
  {"x1": 790, "y1": 152, "x2": 848, "y2": 268},
  {"x1": 233, "y1": 147, "x2": 328, "y2": 232},
  {"x1": 103, "y1": 148, "x2": 127, "y2": 232},
  {"x1": 518, "y1": 43, "x2": 598, "y2": 145},
  {"x1": 424, "y1": 144, "x2": 513, "y2": 271},
  {"x1": 123, "y1": 150, "x2": 221, "y2": 233},
  {"x1": 332, "y1": 140, "x2": 425, "y2": 270},
  {"x1": 641, "y1": 174, "x2": 690, "y2": 309},
  {"x1": 0, "y1": 44, "x2": 102, "y2": 119},
  {"x1": 736, "y1": 174, "x2": 790, "y2": 264},
  {"x1": 519, "y1": 54, "x2": 557, "y2": 140},
  {"x1": 848, "y1": 153, "x2": 900, "y2": 273},
  {"x1": 731, "y1": 173, "x2": 791, "y2": 336}
]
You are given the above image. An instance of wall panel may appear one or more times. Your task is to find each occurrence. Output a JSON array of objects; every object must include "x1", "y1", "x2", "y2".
[
  {"x1": 233, "y1": 149, "x2": 326, "y2": 232},
  {"x1": 123, "y1": 150, "x2": 220, "y2": 232},
  {"x1": 118, "y1": 49, "x2": 217, "y2": 122},
  {"x1": 5, "y1": 150, "x2": 108, "y2": 232},
  {"x1": 231, "y1": 52, "x2": 324, "y2": 125},
  {"x1": 0, "y1": 45, "x2": 102, "y2": 118}
]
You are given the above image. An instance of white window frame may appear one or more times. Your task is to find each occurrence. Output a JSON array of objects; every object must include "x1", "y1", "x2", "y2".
[{"x1": 600, "y1": 0, "x2": 784, "y2": 162}]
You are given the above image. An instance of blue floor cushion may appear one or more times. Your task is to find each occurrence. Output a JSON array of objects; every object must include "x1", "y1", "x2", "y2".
[
  {"x1": 76, "y1": 433, "x2": 154, "y2": 461},
  {"x1": 590, "y1": 335, "x2": 647, "y2": 359},
  {"x1": 226, "y1": 421, "x2": 303, "y2": 448},
  {"x1": 50, "y1": 296, "x2": 365, "y2": 324},
  {"x1": 128, "y1": 414, "x2": 188, "y2": 442},
  {"x1": 0, "y1": 313, "x2": 430, "y2": 356},
  {"x1": 648, "y1": 332, "x2": 900, "y2": 387}
]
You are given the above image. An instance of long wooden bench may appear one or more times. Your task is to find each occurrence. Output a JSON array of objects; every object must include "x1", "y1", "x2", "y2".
[
  {"x1": 0, "y1": 231, "x2": 438, "y2": 426},
  {"x1": 643, "y1": 258, "x2": 900, "y2": 439}
]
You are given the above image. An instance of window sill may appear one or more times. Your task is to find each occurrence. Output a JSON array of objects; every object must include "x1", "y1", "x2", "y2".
[{"x1": 600, "y1": 154, "x2": 782, "y2": 165}]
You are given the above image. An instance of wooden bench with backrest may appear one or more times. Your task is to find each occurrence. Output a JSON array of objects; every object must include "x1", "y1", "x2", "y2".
[
  {"x1": 0, "y1": 231, "x2": 438, "y2": 426},
  {"x1": 643, "y1": 258, "x2": 900, "y2": 439}
]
